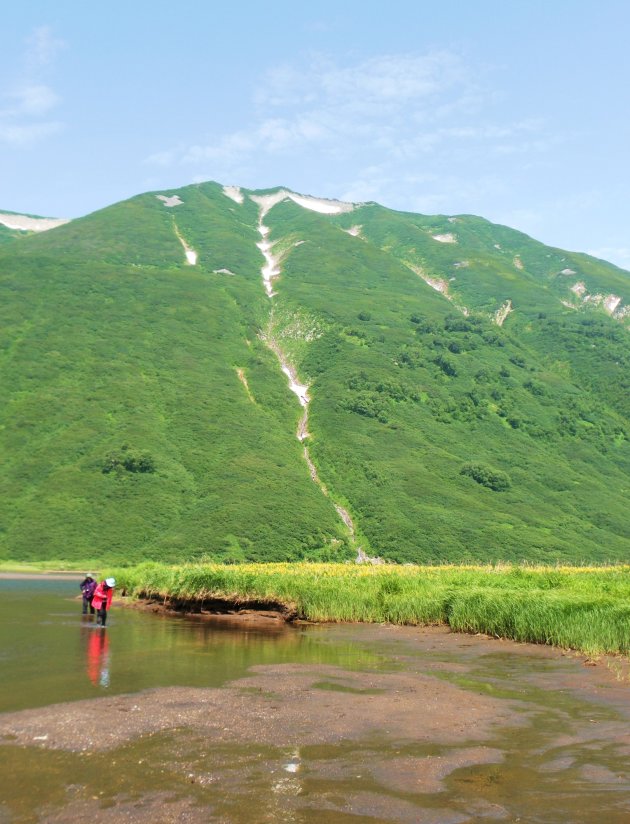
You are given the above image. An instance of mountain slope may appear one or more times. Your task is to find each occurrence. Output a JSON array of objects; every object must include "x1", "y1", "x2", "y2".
[
  {"x1": 1, "y1": 182, "x2": 629, "y2": 564},
  {"x1": 0, "y1": 210, "x2": 70, "y2": 244}
]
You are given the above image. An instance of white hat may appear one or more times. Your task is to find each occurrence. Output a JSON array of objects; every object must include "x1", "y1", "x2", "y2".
[{"x1": 105, "y1": 577, "x2": 116, "y2": 587}]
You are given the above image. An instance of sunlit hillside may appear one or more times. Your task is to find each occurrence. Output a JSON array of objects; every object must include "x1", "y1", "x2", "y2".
[{"x1": 1, "y1": 182, "x2": 629, "y2": 564}]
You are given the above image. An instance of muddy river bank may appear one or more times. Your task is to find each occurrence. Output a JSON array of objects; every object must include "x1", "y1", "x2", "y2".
[{"x1": 1, "y1": 578, "x2": 629, "y2": 822}]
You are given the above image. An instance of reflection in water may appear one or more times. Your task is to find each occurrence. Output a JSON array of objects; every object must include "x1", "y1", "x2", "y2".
[
  {"x1": 272, "y1": 747, "x2": 303, "y2": 823},
  {"x1": 82, "y1": 625, "x2": 110, "y2": 688},
  {"x1": 0, "y1": 578, "x2": 381, "y2": 713}
]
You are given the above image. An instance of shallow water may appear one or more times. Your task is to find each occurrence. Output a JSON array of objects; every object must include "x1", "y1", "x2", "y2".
[
  {"x1": 1, "y1": 578, "x2": 630, "y2": 823},
  {"x1": 0, "y1": 578, "x2": 378, "y2": 712}
]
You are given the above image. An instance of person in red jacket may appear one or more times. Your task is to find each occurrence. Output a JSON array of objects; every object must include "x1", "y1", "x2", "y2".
[{"x1": 92, "y1": 577, "x2": 116, "y2": 627}]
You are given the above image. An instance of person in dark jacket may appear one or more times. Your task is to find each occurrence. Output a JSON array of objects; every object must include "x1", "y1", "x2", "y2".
[
  {"x1": 80, "y1": 574, "x2": 97, "y2": 615},
  {"x1": 92, "y1": 578, "x2": 116, "y2": 627}
]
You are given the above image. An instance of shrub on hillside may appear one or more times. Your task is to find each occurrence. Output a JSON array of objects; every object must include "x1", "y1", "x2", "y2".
[
  {"x1": 345, "y1": 391, "x2": 389, "y2": 423},
  {"x1": 434, "y1": 354, "x2": 458, "y2": 377},
  {"x1": 460, "y1": 462, "x2": 511, "y2": 491},
  {"x1": 102, "y1": 446, "x2": 156, "y2": 474},
  {"x1": 444, "y1": 315, "x2": 473, "y2": 333}
]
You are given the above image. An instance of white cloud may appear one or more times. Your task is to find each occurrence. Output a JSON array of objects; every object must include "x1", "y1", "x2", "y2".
[
  {"x1": 0, "y1": 26, "x2": 64, "y2": 147},
  {"x1": 321, "y1": 52, "x2": 464, "y2": 103},
  {"x1": 2, "y1": 84, "x2": 59, "y2": 117},
  {"x1": 25, "y1": 26, "x2": 65, "y2": 72},
  {"x1": 148, "y1": 51, "x2": 483, "y2": 168},
  {"x1": 145, "y1": 49, "x2": 553, "y2": 216},
  {"x1": 0, "y1": 121, "x2": 62, "y2": 144},
  {"x1": 255, "y1": 52, "x2": 465, "y2": 112}
]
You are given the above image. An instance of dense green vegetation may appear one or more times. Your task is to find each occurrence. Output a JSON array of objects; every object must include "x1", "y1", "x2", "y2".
[
  {"x1": 0, "y1": 226, "x2": 21, "y2": 245},
  {"x1": 0, "y1": 185, "x2": 346, "y2": 563},
  {"x1": 1, "y1": 182, "x2": 629, "y2": 564},
  {"x1": 109, "y1": 561, "x2": 630, "y2": 656},
  {"x1": 0, "y1": 224, "x2": 29, "y2": 245}
]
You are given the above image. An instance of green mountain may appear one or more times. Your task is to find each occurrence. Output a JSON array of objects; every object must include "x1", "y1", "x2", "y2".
[{"x1": 1, "y1": 182, "x2": 629, "y2": 564}]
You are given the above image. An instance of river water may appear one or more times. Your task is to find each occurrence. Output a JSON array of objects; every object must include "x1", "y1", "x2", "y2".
[
  {"x1": 1, "y1": 576, "x2": 629, "y2": 823},
  {"x1": 0, "y1": 577, "x2": 375, "y2": 713}
]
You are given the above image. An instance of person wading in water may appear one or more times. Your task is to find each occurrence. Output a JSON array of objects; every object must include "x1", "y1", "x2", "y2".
[
  {"x1": 80, "y1": 573, "x2": 97, "y2": 615},
  {"x1": 92, "y1": 577, "x2": 116, "y2": 628}
]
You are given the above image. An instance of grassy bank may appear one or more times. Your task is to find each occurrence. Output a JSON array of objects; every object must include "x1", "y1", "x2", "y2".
[{"x1": 106, "y1": 562, "x2": 630, "y2": 657}]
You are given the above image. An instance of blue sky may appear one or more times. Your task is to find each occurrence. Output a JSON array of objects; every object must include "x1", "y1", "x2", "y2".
[{"x1": 2, "y1": 0, "x2": 629, "y2": 268}]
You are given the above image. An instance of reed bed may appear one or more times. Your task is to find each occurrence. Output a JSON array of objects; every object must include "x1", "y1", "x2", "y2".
[{"x1": 107, "y1": 562, "x2": 630, "y2": 657}]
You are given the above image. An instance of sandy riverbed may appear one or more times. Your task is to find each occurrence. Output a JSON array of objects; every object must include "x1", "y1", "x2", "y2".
[{"x1": 2, "y1": 621, "x2": 629, "y2": 822}]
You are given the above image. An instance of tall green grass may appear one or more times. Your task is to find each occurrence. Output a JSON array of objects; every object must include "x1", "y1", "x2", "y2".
[{"x1": 107, "y1": 562, "x2": 630, "y2": 657}]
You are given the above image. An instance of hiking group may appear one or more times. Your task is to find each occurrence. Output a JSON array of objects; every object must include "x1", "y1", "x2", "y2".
[{"x1": 80, "y1": 574, "x2": 116, "y2": 627}]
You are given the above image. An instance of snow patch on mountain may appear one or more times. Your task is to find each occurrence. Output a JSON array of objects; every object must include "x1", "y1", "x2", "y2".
[
  {"x1": 604, "y1": 295, "x2": 622, "y2": 314},
  {"x1": 569, "y1": 281, "x2": 626, "y2": 319},
  {"x1": 252, "y1": 197, "x2": 360, "y2": 547},
  {"x1": 173, "y1": 223, "x2": 197, "y2": 265},
  {"x1": 343, "y1": 225, "x2": 363, "y2": 238},
  {"x1": 256, "y1": 232, "x2": 281, "y2": 298},
  {"x1": 334, "y1": 504, "x2": 355, "y2": 536},
  {"x1": 404, "y1": 260, "x2": 470, "y2": 315},
  {"x1": 250, "y1": 189, "x2": 354, "y2": 218},
  {"x1": 156, "y1": 195, "x2": 183, "y2": 207},
  {"x1": 494, "y1": 300, "x2": 513, "y2": 327},
  {"x1": 281, "y1": 362, "x2": 309, "y2": 408},
  {"x1": 405, "y1": 261, "x2": 450, "y2": 295},
  {"x1": 222, "y1": 185, "x2": 244, "y2": 204},
  {"x1": 263, "y1": 330, "x2": 311, "y2": 410},
  {"x1": 290, "y1": 192, "x2": 354, "y2": 214},
  {"x1": 425, "y1": 276, "x2": 450, "y2": 294},
  {"x1": 251, "y1": 191, "x2": 290, "y2": 218},
  {"x1": 0, "y1": 213, "x2": 70, "y2": 232},
  {"x1": 261, "y1": 328, "x2": 311, "y2": 437}
]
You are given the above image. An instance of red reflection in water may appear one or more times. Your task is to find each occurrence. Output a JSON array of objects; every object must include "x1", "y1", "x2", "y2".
[{"x1": 83, "y1": 626, "x2": 110, "y2": 687}]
